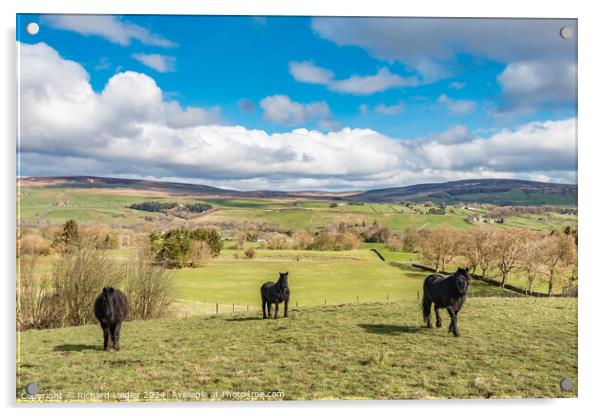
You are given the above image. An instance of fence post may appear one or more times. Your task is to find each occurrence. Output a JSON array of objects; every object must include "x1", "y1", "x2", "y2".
[
  {"x1": 324, "y1": 299, "x2": 326, "y2": 305},
  {"x1": 232, "y1": 304, "x2": 235, "y2": 314},
  {"x1": 216, "y1": 303, "x2": 219, "y2": 315},
  {"x1": 246, "y1": 304, "x2": 249, "y2": 312},
  {"x1": 296, "y1": 301, "x2": 298, "y2": 308},
  {"x1": 356, "y1": 295, "x2": 359, "y2": 303}
]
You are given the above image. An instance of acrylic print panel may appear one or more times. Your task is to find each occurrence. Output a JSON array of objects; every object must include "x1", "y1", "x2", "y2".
[{"x1": 16, "y1": 14, "x2": 577, "y2": 402}]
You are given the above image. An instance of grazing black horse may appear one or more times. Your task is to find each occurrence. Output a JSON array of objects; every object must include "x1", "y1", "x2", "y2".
[
  {"x1": 94, "y1": 287, "x2": 129, "y2": 351},
  {"x1": 261, "y1": 272, "x2": 290, "y2": 319},
  {"x1": 421, "y1": 267, "x2": 470, "y2": 337}
]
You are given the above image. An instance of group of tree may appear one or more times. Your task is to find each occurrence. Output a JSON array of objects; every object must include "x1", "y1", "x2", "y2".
[
  {"x1": 129, "y1": 201, "x2": 212, "y2": 215},
  {"x1": 415, "y1": 224, "x2": 577, "y2": 295},
  {"x1": 149, "y1": 227, "x2": 223, "y2": 268},
  {"x1": 259, "y1": 229, "x2": 363, "y2": 252}
]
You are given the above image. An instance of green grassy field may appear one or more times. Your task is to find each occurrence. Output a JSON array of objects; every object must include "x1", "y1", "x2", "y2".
[
  {"x1": 17, "y1": 297, "x2": 577, "y2": 401},
  {"x1": 171, "y1": 248, "x2": 518, "y2": 316},
  {"x1": 18, "y1": 184, "x2": 577, "y2": 234}
]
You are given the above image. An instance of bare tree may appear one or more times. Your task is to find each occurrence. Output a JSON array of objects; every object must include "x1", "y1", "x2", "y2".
[
  {"x1": 540, "y1": 233, "x2": 576, "y2": 296},
  {"x1": 473, "y1": 227, "x2": 496, "y2": 278},
  {"x1": 418, "y1": 225, "x2": 459, "y2": 272},
  {"x1": 457, "y1": 229, "x2": 480, "y2": 274},
  {"x1": 520, "y1": 236, "x2": 545, "y2": 294},
  {"x1": 492, "y1": 228, "x2": 526, "y2": 287}
]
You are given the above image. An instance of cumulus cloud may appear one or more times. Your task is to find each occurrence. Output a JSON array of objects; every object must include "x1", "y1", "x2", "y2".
[
  {"x1": 132, "y1": 53, "x2": 176, "y2": 73},
  {"x1": 312, "y1": 18, "x2": 576, "y2": 113},
  {"x1": 41, "y1": 15, "x2": 177, "y2": 47},
  {"x1": 18, "y1": 42, "x2": 577, "y2": 190},
  {"x1": 289, "y1": 61, "x2": 418, "y2": 95},
  {"x1": 436, "y1": 94, "x2": 477, "y2": 115},
  {"x1": 494, "y1": 60, "x2": 577, "y2": 115},
  {"x1": 259, "y1": 95, "x2": 331, "y2": 125}
]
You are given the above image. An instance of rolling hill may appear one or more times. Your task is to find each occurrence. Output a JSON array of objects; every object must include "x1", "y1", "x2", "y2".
[
  {"x1": 348, "y1": 179, "x2": 577, "y2": 205},
  {"x1": 18, "y1": 176, "x2": 577, "y2": 206}
]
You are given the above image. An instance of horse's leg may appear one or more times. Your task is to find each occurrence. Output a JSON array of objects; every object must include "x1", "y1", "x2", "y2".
[
  {"x1": 112, "y1": 322, "x2": 122, "y2": 351},
  {"x1": 446, "y1": 306, "x2": 459, "y2": 337},
  {"x1": 435, "y1": 308, "x2": 442, "y2": 328},
  {"x1": 102, "y1": 324, "x2": 110, "y2": 351},
  {"x1": 284, "y1": 300, "x2": 288, "y2": 318},
  {"x1": 262, "y1": 297, "x2": 267, "y2": 319},
  {"x1": 274, "y1": 303, "x2": 279, "y2": 319},
  {"x1": 267, "y1": 303, "x2": 272, "y2": 318}
]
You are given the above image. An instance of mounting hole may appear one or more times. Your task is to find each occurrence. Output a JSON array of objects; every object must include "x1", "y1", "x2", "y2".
[
  {"x1": 560, "y1": 26, "x2": 573, "y2": 40},
  {"x1": 25, "y1": 383, "x2": 39, "y2": 395},
  {"x1": 26, "y1": 22, "x2": 39, "y2": 36},
  {"x1": 559, "y1": 378, "x2": 573, "y2": 392}
]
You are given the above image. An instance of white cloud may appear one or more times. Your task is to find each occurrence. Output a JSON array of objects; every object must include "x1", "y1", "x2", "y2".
[
  {"x1": 436, "y1": 94, "x2": 477, "y2": 115},
  {"x1": 374, "y1": 102, "x2": 405, "y2": 115},
  {"x1": 428, "y1": 125, "x2": 475, "y2": 144},
  {"x1": 18, "y1": 42, "x2": 577, "y2": 190},
  {"x1": 495, "y1": 60, "x2": 577, "y2": 115},
  {"x1": 312, "y1": 18, "x2": 576, "y2": 113},
  {"x1": 289, "y1": 61, "x2": 335, "y2": 85},
  {"x1": 449, "y1": 81, "x2": 465, "y2": 90},
  {"x1": 164, "y1": 102, "x2": 221, "y2": 128},
  {"x1": 41, "y1": 15, "x2": 177, "y2": 48},
  {"x1": 132, "y1": 53, "x2": 176, "y2": 73},
  {"x1": 289, "y1": 61, "x2": 418, "y2": 95},
  {"x1": 259, "y1": 95, "x2": 331, "y2": 125}
]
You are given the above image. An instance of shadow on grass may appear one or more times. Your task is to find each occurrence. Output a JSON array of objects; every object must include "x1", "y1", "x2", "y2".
[
  {"x1": 224, "y1": 316, "x2": 264, "y2": 322},
  {"x1": 53, "y1": 344, "x2": 103, "y2": 352},
  {"x1": 358, "y1": 323, "x2": 424, "y2": 335}
]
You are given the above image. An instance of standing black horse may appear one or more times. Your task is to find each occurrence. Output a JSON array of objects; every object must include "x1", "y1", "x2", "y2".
[
  {"x1": 94, "y1": 287, "x2": 129, "y2": 351},
  {"x1": 261, "y1": 272, "x2": 290, "y2": 319},
  {"x1": 421, "y1": 267, "x2": 470, "y2": 337}
]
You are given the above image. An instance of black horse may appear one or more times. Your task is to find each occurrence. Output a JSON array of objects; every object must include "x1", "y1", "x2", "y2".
[
  {"x1": 94, "y1": 287, "x2": 129, "y2": 351},
  {"x1": 421, "y1": 267, "x2": 470, "y2": 337},
  {"x1": 261, "y1": 272, "x2": 290, "y2": 319}
]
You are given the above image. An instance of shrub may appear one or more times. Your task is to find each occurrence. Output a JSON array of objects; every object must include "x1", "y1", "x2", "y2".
[
  {"x1": 52, "y1": 219, "x2": 80, "y2": 250},
  {"x1": 188, "y1": 240, "x2": 213, "y2": 267},
  {"x1": 125, "y1": 252, "x2": 175, "y2": 320},
  {"x1": 402, "y1": 227, "x2": 420, "y2": 252},
  {"x1": 51, "y1": 247, "x2": 122, "y2": 326},
  {"x1": 17, "y1": 254, "x2": 57, "y2": 330},
  {"x1": 292, "y1": 230, "x2": 314, "y2": 250},
  {"x1": 264, "y1": 233, "x2": 291, "y2": 250},
  {"x1": 244, "y1": 247, "x2": 256, "y2": 259},
  {"x1": 385, "y1": 237, "x2": 404, "y2": 252},
  {"x1": 19, "y1": 234, "x2": 51, "y2": 257}
]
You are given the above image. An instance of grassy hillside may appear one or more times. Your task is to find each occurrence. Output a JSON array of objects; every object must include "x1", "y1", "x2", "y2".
[
  {"x1": 172, "y1": 249, "x2": 518, "y2": 315},
  {"x1": 17, "y1": 298, "x2": 577, "y2": 401},
  {"x1": 351, "y1": 179, "x2": 577, "y2": 205},
  {"x1": 18, "y1": 183, "x2": 576, "y2": 234}
]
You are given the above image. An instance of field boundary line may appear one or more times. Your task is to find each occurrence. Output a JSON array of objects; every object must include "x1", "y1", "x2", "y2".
[{"x1": 410, "y1": 263, "x2": 573, "y2": 298}]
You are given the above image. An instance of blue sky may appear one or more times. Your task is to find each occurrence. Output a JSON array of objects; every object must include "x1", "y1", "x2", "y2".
[{"x1": 16, "y1": 15, "x2": 577, "y2": 190}]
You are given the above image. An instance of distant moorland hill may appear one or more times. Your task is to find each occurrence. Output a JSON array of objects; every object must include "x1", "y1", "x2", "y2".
[{"x1": 18, "y1": 176, "x2": 577, "y2": 206}]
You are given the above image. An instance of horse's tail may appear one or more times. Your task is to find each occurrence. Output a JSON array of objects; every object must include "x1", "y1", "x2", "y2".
[{"x1": 421, "y1": 277, "x2": 432, "y2": 323}]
